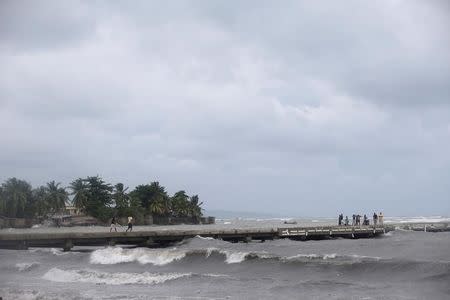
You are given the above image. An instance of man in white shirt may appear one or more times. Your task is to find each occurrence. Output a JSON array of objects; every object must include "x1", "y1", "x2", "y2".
[{"x1": 126, "y1": 216, "x2": 133, "y2": 232}]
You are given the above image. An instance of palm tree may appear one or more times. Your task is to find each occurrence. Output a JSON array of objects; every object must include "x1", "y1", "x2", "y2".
[
  {"x1": 148, "y1": 182, "x2": 170, "y2": 215},
  {"x1": 113, "y1": 183, "x2": 129, "y2": 208},
  {"x1": 32, "y1": 186, "x2": 50, "y2": 216},
  {"x1": 0, "y1": 186, "x2": 4, "y2": 215},
  {"x1": 149, "y1": 197, "x2": 166, "y2": 215},
  {"x1": 189, "y1": 195, "x2": 203, "y2": 218},
  {"x1": 69, "y1": 178, "x2": 88, "y2": 212},
  {"x1": 45, "y1": 181, "x2": 68, "y2": 213},
  {"x1": 113, "y1": 183, "x2": 130, "y2": 216},
  {"x1": 70, "y1": 176, "x2": 113, "y2": 221},
  {"x1": 0, "y1": 178, "x2": 33, "y2": 218},
  {"x1": 171, "y1": 190, "x2": 190, "y2": 217}
]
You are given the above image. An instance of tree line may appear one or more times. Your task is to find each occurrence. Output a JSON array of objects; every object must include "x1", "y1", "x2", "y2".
[{"x1": 0, "y1": 176, "x2": 203, "y2": 222}]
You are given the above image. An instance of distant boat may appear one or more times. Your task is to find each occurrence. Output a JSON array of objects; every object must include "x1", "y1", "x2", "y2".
[{"x1": 283, "y1": 220, "x2": 297, "y2": 224}]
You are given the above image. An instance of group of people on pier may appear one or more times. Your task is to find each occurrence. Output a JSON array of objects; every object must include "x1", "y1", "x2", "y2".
[
  {"x1": 109, "y1": 216, "x2": 133, "y2": 232},
  {"x1": 338, "y1": 212, "x2": 383, "y2": 226}
]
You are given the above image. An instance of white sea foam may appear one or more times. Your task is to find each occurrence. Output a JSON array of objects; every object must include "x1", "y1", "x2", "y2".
[
  {"x1": 205, "y1": 247, "x2": 218, "y2": 258},
  {"x1": 29, "y1": 248, "x2": 67, "y2": 256},
  {"x1": 349, "y1": 254, "x2": 381, "y2": 261},
  {"x1": 90, "y1": 247, "x2": 186, "y2": 266},
  {"x1": 286, "y1": 253, "x2": 319, "y2": 260},
  {"x1": 194, "y1": 235, "x2": 214, "y2": 240},
  {"x1": 16, "y1": 262, "x2": 40, "y2": 272},
  {"x1": 286, "y1": 253, "x2": 381, "y2": 262},
  {"x1": 323, "y1": 253, "x2": 337, "y2": 259},
  {"x1": 254, "y1": 252, "x2": 276, "y2": 259},
  {"x1": 42, "y1": 267, "x2": 190, "y2": 285},
  {"x1": 384, "y1": 216, "x2": 450, "y2": 224},
  {"x1": 203, "y1": 273, "x2": 231, "y2": 278},
  {"x1": 220, "y1": 250, "x2": 249, "y2": 264},
  {"x1": 285, "y1": 253, "x2": 340, "y2": 260}
]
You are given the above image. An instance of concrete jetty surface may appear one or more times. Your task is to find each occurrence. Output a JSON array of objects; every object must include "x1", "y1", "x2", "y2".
[{"x1": 0, "y1": 223, "x2": 386, "y2": 251}]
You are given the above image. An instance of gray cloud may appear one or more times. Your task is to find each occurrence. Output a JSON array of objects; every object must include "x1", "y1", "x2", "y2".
[
  {"x1": 0, "y1": 0, "x2": 449, "y2": 216},
  {"x1": 0, "y1": 0, "x2": 97, "y2": 51}
]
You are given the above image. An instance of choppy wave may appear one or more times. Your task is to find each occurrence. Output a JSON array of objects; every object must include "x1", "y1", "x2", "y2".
[
  {"x1": 90, "y1": 246, "x2": 272, "y2": 265},
  {"x1": 222, "y1": 251, "x2": 249, "y2": 264},
  {"x1": 90, "y1": 247, "x2": 187, "y2": 265},
  {"x1": 15, "y1": 262, "x2": 40, "y2": 272},
  {"x1": 0, "y1": 288, "x2": 46, "y2": 300},
  {"x1": 42, "y1": 267, "x2": 191, "y2": 285},
  {"x1": 29, "y1": 248, "x2": 68, "y2": 256},
  {"x1": 89, "y1": 246, "x2": 385, "y2": 267}
]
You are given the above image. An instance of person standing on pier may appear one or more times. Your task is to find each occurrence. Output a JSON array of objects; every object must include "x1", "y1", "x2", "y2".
[
  {"x1": 373, "y1": 212, "x2": 378, "y2": 226},
  {"x1": 110, "y1": 216, "x2": 118, "y2": 232},
  {"x1": 126, "y1": 216, "x2": 133, "y2": 232},
  {"x1": 352, "y1": 214, "x2": 356, "y2": 226},
  {"x1": 344, "y1": 216, "x2": 349, "y2": 226},
  {"x1": 338, "y1": 214, "x2": 343, "y2": 226},
  {"x1": 379, "y1": 212, "x2": 384, "y2": 225}
]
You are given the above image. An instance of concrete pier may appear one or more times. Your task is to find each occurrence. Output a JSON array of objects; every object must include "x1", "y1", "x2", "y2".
[{"x1": 0, "y1": 225, "x2": 386, "y2": 251}]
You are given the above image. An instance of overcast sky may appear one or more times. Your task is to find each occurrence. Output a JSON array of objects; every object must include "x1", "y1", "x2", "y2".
[{"x1": 1, "y1": 0, "x2": 449, "y2": 217}]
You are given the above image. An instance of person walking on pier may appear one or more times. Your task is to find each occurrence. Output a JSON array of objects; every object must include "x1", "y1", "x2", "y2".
[
  {"x1": 338, "y1": 214, "x2": 343, "y2": 226},
  {"x1": 126, "y1": 216, "x2": 133, "y2": 232},
  {"x1": 110, "y1": 216, "x2": 118, "y2": 232},
  {"x1": 379, "y1": 212, "x2": 384, "y2": 225},
  {"x1": 363, "y1": 214, "x2": 369, "y2": 225},
  {"x1": 373, "y1": 212, "x2": 378, "y2": 226}
]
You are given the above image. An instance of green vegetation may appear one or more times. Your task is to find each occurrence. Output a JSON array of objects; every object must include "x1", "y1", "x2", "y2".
[{"x1": 0, "y1": 176, "x2": 203, "y2": 222}]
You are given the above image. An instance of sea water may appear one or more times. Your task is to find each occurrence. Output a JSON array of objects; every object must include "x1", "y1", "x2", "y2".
[{"x1": 0, "y1": 217, "x2": 449, "y2": 299}]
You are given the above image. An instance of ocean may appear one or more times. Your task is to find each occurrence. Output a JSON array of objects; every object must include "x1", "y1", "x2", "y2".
[{"x1": 0, "y1": 217, "x2": 449, "y2": 299}]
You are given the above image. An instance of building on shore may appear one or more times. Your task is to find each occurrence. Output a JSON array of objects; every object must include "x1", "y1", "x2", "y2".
[{"x1": 64, "y1": 205, "x2": 83, "y2": 216}]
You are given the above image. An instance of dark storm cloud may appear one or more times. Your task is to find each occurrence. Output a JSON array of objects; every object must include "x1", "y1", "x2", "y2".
[{"x1": 0, "y1": 0, "x2": 449, "y2": 216}]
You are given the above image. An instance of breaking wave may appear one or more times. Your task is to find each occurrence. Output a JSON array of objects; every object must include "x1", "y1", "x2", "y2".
[
  {"x1": 222, "y1": 251, "x2": 249, "y2": 264},
  {"x1": 90, "y1": 247, "x2": 187, "y2": 265},
  {"x1": 29, "y1": 248, "x2": 69, "y2": 256},
  {"x1": 89, "y1": 246, "x2": 383, "y2": 266},
  {"x1": 15, "y1": 262, "x2": 40, "y2": 272},
  {"x1": 42, "y1": 267, "x2": 191, "y2": 285}
]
